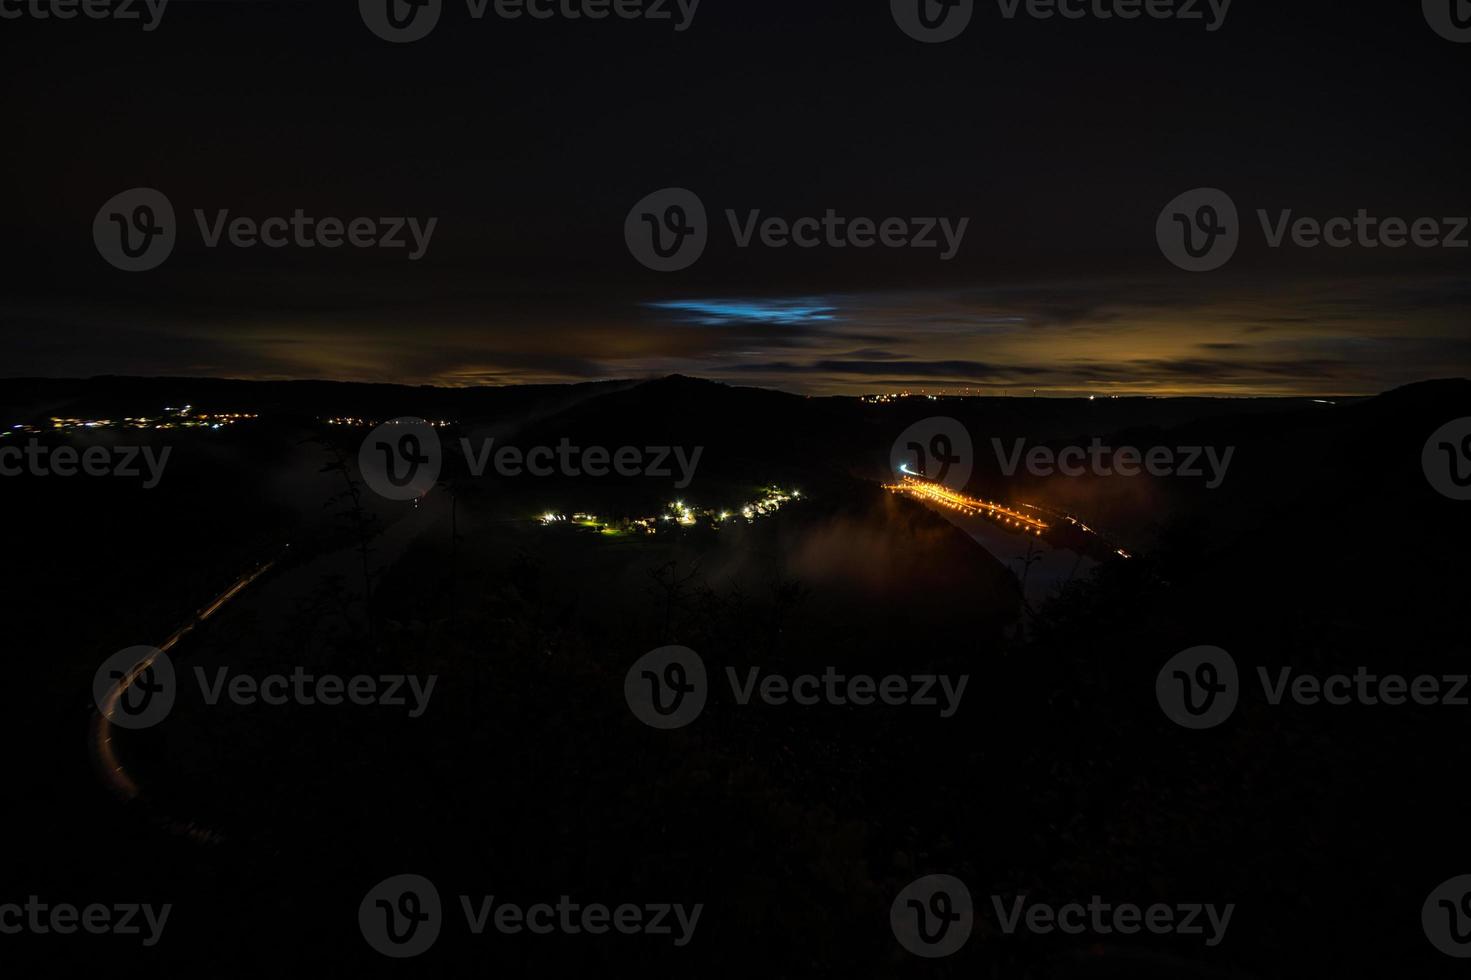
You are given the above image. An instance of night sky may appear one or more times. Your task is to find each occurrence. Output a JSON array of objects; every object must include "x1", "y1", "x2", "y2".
[{"x1": 2, "y1": 0, "x2": 1466, "y2": 394}]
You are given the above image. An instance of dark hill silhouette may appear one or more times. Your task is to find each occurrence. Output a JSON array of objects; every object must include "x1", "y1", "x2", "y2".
[{"x1": 4, "y1": 372, "x2": 1470, "y2": 978}]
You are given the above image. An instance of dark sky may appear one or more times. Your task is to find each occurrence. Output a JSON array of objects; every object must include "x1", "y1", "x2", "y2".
[{"x1": 1, "y1": 0, "x2": 1467, "y2": 394}]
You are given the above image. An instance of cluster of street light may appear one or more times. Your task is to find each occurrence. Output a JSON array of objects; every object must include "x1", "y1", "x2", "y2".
[
  {"x1": 321, "y1": 417, "x2": 453, "y2": 428},
  {"x1": 1019, "y1": 504, "x2": 1132, "y2": 559},
  {"x1": 2, "y1": 405, "x2": 258, "y2": 437},
  {"x1": 884, "y1": 474, "x2": 1048, "y2": 534},
  {"x1": 539, "y1": 487, "x2": 803, "y2": 534}
]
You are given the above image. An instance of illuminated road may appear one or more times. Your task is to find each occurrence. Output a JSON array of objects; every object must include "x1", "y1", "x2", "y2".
[
  {"x1": 885, "y1": 474, "x2": 1049, "y2": 533},
  {"x1": 887, "y1": 473, "x2": 1131, "y2": 558},
  {"x1": 89, "y1": 554, "x2": 280, "y2": 843},
  {"x1": 88, "y1": 471, "x2": 450, "y2": 843},
  {"x1": 885, "y1": 473, "x2": 1127, "y2": 607}
]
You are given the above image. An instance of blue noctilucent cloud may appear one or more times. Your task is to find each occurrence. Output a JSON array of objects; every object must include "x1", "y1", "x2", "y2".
[{"x1": 646, "y1": 299, "x2": 838, "y2": 325}]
